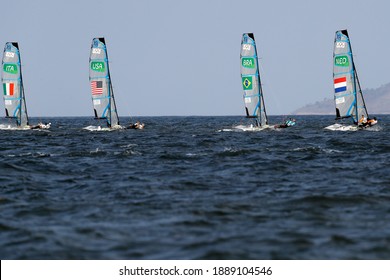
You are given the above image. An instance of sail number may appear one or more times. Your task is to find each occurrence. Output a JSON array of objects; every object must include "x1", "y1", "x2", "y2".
[
  {"x1": 336, "y1": 42, "x2": 345, "y2": 48},
  {"x1": 242, "y1": 44, "x2": 251, "y2": 51}
]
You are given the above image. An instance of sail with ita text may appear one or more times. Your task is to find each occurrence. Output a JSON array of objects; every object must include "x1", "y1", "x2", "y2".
[
  {"x1": 325, "y1": 29, "x2": 377, "y2": 131},
  {"x1": 1, "y1": 42, "x2": 29, "y2": 128},
  {"x1": 88, "y1": 37, "x2": 120, "y2": 129}
]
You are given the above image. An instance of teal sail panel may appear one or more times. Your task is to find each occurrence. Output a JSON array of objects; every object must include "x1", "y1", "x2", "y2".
[
  {"x1": 1, "y1": 42, "x2": 29, "y2": 127},
  {"x1": 333, "y1": 30, "x2": 368, "y2": 123},
  {"x1": 240, "y1": 33, "x2": 267, "y2": 127},
  {"x1": 89, "y1": 38, "x2": 119, "y2": 127}
]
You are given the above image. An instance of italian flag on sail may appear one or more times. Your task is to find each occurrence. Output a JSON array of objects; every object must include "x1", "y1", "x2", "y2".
[{"x1": 3, "y1": 83, "x2": 15, "y2": 96}]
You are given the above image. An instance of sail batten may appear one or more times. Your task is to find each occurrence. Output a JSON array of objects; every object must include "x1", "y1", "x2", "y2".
[
  {"x1": 1, "y1": 42, "x2": 29, "y2": 127},
  {"x1": 240, "y1": 33, "x2": 267, "y2": 126},
  {"x1": 89, "y1": 37, "x2": 119, "y2": 127}
]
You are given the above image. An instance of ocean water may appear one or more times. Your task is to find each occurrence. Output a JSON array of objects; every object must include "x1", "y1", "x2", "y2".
[{"x1": 1, "y1": 115, "x2": 390, "y2": 260}]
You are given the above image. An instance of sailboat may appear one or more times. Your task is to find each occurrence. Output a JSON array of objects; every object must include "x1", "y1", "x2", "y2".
[
  {"x1": 234, "y1": 33, "x2": 269, "y2": 131},
  {"x1": 325, "y1": 29, "x2": 377, "y2": 131},
  {"x1": 1, "y1": 42, "x2": 49, "y2": 130},
  {"x1": 87, "y1": 37, "x2": 121, "y2": 131}
]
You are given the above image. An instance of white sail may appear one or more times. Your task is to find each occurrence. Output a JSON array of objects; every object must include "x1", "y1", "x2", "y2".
[
  {"x1": 240, "y1": 33, "x2": 268, "y2": 127},
  {"x1": 325, "y1": 29, "x2": 377, "y2": 130},
  {"x1": 333, "y1": 30, "x2": 368, "y2": 123},
  {"x1": 89, "y1": 38, "x2": 119, "y2": 127},
  {"x1": 1, "y1": 42, "x2": 29, "y2": 127}
]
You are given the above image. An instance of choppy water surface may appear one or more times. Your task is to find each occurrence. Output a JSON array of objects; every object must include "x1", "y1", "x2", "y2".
[{"x1": 1, "y1": 115, "x2": 390, "y2": 259}]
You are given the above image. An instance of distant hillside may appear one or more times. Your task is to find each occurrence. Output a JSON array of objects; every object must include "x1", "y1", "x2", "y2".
[{"x1": 293, "y1": 83, "x2": 390, "y2": 115}]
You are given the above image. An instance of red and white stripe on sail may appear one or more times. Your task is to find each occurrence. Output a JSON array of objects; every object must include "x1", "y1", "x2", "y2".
[
  {"x1": 334, "y1": 77, "x2": 347, "y2": 93},
  {"x1": 90, "y1": 81, "x2": 103, "y2": 95}
]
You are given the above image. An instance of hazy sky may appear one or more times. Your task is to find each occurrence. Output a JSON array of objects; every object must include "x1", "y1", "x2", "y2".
[{"x1": 1, "y1": 0, "x2": 389, "y2": 117}]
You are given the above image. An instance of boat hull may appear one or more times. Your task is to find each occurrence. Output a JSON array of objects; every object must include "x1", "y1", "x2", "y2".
[
  {"x1": 233, "y1": 124, "x2": 271, "y2": 131},
  {"x1": 325, "y1": 121, "x2": 378, "y2": 131},
  {"x1": 324, "y1": 123, "x2": 358, "y2": 131}
]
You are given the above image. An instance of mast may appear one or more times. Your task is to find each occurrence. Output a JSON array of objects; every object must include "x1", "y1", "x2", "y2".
[
  {"x1": 251, "y1": 33, "x2": 267, "y2": 126},
  {"x1": 353, "y1": 63, "x2": 369, "y2": 119},
  {"x1": 344, "y1": 30, "x2": 359, "y2": 122},
  {"x1": 101, "y1": 38, "x2": 112, "y2": 127},
  {"x1": 17, "y1": 43, "x2": 29, "y2": 126},
  {"x1": 103, "y1": 38, "x2": 119, "y2": 126}
]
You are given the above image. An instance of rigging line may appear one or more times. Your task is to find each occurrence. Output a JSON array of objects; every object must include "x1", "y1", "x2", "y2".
[{"x1": 257, "y1": 55, "x2": 280, "y2": 116}]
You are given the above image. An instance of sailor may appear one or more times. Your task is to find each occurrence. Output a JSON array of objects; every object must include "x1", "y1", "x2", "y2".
[
  {"x1": 128, "y1": 121, "x2": 144, "y2": 129},
  {"x1": 39, "y1": 122, "x2": 50, "y2": 129},
  {"x1": 33, "y1": 122, "x2": 50, "y2": 129},
  {"x1": 359, "y1": 114, "x2": 367, "y2": 126},
  {"x1": 285, "y1": 118, "x2": 296, "y2": 127},
  {"x1": 137, "y1": 122, "x2": 145, "y2": 129},
  {"x1": 366, "y1": 117, "x2": 377, "y2": 126},
  {"x1": 127, "y1": 121, "x2": 138, "y2": 129},
  {"x1": 276, "y1": 118, "x2": 296, "y2": 128}
]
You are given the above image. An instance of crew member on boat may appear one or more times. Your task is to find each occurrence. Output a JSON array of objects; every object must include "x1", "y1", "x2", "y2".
[
  {"x1": 358, "y1": 115, "x2": 377, "y2": 127},
  {"x1": 366, "y1": 117, "x2": 377, "y2": 126},
  {"x1": 358, "y1": 114, "x2": 367, "y2": 126},
  {"x1": 30, "y1": 122, "x2": 51, "y2": 130},
  {"x1": 127, "y1": 121, "x2": 144, "y2": 130},
  {"x1": 275, "y1": 118, "x2": 296, "y2": 128}
]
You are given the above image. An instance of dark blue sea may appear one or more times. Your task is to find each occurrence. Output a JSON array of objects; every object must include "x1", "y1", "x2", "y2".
[{"x1": 1, "y1": 115, "x2": 390, "y2": 260}]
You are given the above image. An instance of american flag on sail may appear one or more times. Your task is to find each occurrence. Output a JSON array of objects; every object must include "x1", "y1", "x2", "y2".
[
  {"x1": 91, "y1": 81, "x2": 103, "y2": 95},
  {"x1": 334, "y1": 77, "x2": 347, "y2": 93}
]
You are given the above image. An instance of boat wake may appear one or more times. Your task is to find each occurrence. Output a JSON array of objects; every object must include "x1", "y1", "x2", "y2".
[
  {"x1": 220, "y1": 124, "x2": 273, "y2": 132},
  {"x1": 83, "y1": 125, "x2": 124, "y2": 131},
  {"x1": 324, "y1": 124, "x2": 358, "y2": 131},
  {"x1": 0, "y1": 124, "x2": 30, "y2": 130},
  {"x1": 362, "y1": 124, "x2": 382, "y2": 131},
  {"x1": 0, "y1": 124, "x2": 50, "y2": 130}
]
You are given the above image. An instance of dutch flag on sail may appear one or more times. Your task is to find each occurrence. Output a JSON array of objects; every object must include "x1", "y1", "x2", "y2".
[{"x1": 334, "y1": 77, "x2": 347, "y2": 93}]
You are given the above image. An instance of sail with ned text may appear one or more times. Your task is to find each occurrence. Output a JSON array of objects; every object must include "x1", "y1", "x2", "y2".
[{"x1": 333, "y1": 30, "x2": 368, "y2": 123}]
